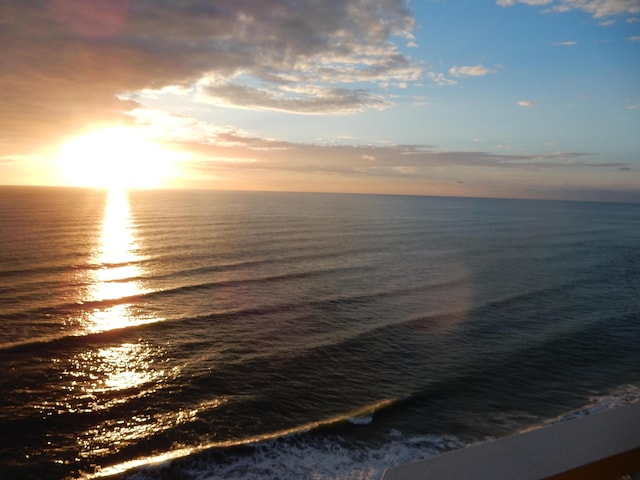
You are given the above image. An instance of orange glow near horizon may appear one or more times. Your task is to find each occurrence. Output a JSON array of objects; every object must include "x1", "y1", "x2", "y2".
[{"x1": 57, "y1": 127, "x2": 178, "y2": 189}]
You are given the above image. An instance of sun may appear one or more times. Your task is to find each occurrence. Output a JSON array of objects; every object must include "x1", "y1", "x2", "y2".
[{"x1": 58, "y1": 127, "x2": 177, "y2": 189}]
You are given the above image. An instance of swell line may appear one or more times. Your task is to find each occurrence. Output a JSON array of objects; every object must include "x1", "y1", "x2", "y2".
[
  {"x1": 0, "y1": 259, "x2": 148, "y2": 286},
  {"x1": 85, "y1": 398, "x2": 400, "y2": 479},
  {"x1": 0, "y1": 263, "x2": 369, "y2": 322},
  {"x1": 0, "y1": 273, "x2": 472, "y2": 354}
]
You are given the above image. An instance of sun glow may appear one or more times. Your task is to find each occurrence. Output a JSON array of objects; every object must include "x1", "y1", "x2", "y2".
[{"x1": 58, "y1": 127, "x2": 177, "y2": 189}]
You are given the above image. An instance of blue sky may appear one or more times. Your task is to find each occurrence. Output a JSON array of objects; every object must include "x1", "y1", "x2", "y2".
[{"x1": 2, "y1": 0, "x2": 639, "y2": 201}]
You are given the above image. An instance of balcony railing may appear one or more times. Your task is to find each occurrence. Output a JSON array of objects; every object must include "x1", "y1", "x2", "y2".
[{"x1": 382, "y1": 401, "x2": 640, "y2": 480}]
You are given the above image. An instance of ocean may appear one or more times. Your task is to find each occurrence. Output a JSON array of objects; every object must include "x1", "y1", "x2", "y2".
[{"x1": 0, "y1": 186, "x2": 638, "y2": 480}]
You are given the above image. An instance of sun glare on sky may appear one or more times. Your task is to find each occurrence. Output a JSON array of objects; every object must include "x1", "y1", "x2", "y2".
[
  {"x1": 57, "y1": 127, "x2": 177, "y2": 189},
  {"x1": 1, "y1": 1, "x2": 639, "y2": 201}
]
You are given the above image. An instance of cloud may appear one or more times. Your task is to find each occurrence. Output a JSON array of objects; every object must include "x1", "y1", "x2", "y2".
[
  {"x1": 0, "y1": 156, "x2": 19, "y2": 165},
  {"x1": 628, "y1": 35, "x2": 640, "y2": 41},
  {"x1": 496, "y1": 0, "x2": 640, "y2": 18},
  {"x1": 553, "y1": 41, "x2": 578, "y2": 45},
  {"x1": 425, "y1": 64, "x2": 497, "y2": 88},
  {"x1": 0, "y1": 0, "x2": 421, "y2": 153},
  {"x1": 496, "y1": 0, "x2": 552, "y2": 5},
  {"x1": 201, "y1": 80, "x2": 390, "y2": 114},
  {"x1": 448, "y1": 65, "x2": 497, "y2": 77},
  {"x1": 518, "y1": 100, "x2": 538, "y2": 107},
  {"x1": 162, "y1": 122, "x2": 626, "y2": 179},
  {"x1": 426, "y1": 72, "x2": 458, "y2": 86}
]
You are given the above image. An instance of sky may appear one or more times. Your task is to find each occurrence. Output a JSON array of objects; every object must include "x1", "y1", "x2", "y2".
[{"x1": 1, "y1": 0, "x2": 639, "y2": 201}]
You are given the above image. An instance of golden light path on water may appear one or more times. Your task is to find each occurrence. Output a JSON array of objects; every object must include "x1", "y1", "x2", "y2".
[
  {"x1": 54, "y1": 188, "x2": 186, "y2": 466},
  {"x1": 85, "y1": 187, "x2": 147, "y2": 333}
]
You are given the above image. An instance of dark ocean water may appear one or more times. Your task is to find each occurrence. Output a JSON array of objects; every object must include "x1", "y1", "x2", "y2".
[{"x1": 0, "y1": 186, "x2": 639, "y2": 480}]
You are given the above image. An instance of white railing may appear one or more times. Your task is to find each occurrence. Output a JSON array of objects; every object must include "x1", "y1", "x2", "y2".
[{"x1": 382, "y1": 402, "x2": 640, "y2": 480}]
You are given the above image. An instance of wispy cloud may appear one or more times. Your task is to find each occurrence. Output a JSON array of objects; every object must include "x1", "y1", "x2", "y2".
[
  {"x1": 496, "y1": 0, "x2": 553, "y2": 5},
  {"x1": 448, "y1": 65, "x2": 497, "y2": 77},
  {"x1": 426, "y1": 72, "x2": 458, "y2": 87},
  {"x1": 200, "y1": 80, "x2": 390, "y2": 114},
  {"x1": 553, "y1": 40, "x2": 579, "y2": 46},
  {"x1": 628, "y1": 35, "x2": 640, "y2": 41},
  {"x1": 159, "y1": 121, "x2": 626, "y2": 179},
  {"x1": 518, "y1": 100, "x2": 538, "y2": 107},
  {"x1": 497, "y1": 0, "x2": 640, "y2": 19}
]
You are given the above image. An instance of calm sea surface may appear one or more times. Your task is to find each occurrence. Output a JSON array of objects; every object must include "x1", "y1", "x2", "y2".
[{"x1": 0, "y1": 186, "x2": 639, "y2": 479}]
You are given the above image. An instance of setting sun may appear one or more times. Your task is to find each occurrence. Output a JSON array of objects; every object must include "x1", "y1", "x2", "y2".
[{"x1": 58, "y1": 127, "x2": 177, "y2": 189}]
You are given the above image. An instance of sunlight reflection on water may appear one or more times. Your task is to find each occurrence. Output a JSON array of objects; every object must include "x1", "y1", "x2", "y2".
[
  {"x1": 80, "y1": 188, "x2": 158, "y2": 333},
  {"x1": 57, "y1": 189, "x2": 183, "y2": 462}
]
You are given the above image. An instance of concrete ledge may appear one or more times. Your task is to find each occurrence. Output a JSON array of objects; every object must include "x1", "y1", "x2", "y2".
[{"x1": 382, "y1": 402, "x2": 640, "y2": 480}]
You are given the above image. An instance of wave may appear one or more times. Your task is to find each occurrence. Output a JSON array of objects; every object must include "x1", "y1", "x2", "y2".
[
  {"x1": 4, "y1": 274, "x2": 636, "y2": 404},
  {"x1": 0, "y1": 269, "x2": 472, "y2": 353},
  {"x1": 0, "y1": 322, "x2": 156, "y2": 354},
  {"x1": 85, "y1": 398, "x2": 401, "y2": 479},
  {"x1": 85, "y1": 385, "x2": 640, "y2": 480},
  {"x1": 143, "y1": 245, "x2": 381, "y2": 282},
  {"x1": 546, "y1": 384, "x2": 640, "y2": 423},
  {"x1": 0, "y1": 260, "x2": 149, "y2": 293},
  {"x1": 0, "y1": 263, "x2": 366, "y2": 322}
]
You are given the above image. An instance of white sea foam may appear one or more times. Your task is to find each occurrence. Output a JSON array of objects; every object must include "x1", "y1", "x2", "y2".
[
  {"x1": 552, "y1": 384, "x2": 640, "y2": 423},
  {"x1": 347, "y1": 415, "x2": 373, "y2": 425},
  {"x1": 124, "y1": 432, "x2": 465, "y2": 480},
  {"x1": 124, "y1": 385, "x2": 640, "y2": 480}
]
